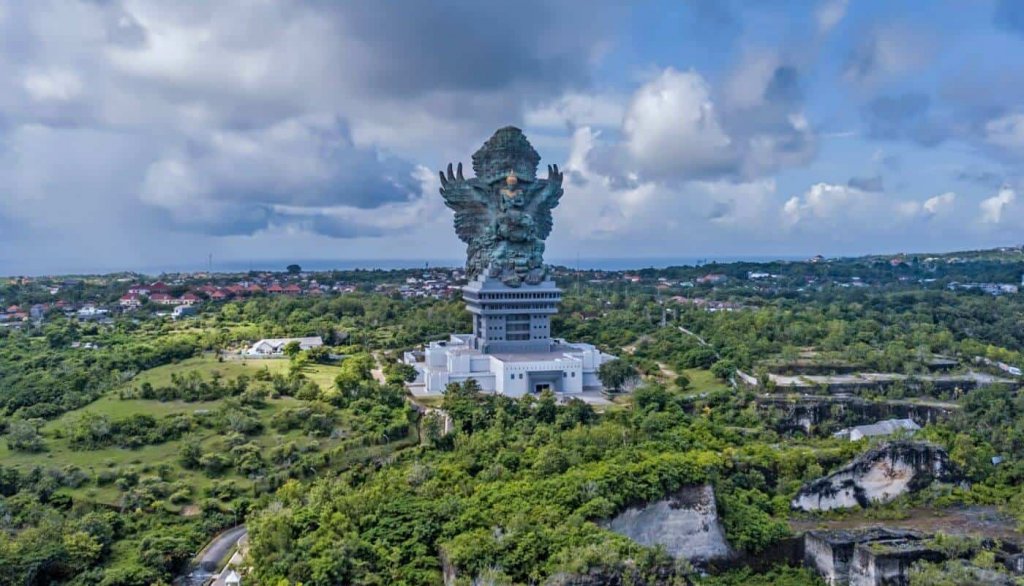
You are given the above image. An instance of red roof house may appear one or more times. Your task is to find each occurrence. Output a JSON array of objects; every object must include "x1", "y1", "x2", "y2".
[{"x1": 149, "y1": 293, "x2": 176, "y2": 305}]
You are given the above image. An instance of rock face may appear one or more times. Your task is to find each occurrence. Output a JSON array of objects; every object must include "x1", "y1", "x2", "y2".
[
  {"x1": 792, "y1": 442, "x2": 959, "y2": 512},
  {"x1": 756, "y1": 394, "x2": 956, "y2": 436},
  {"x1": 605, "y1": 484, "x2": 732, "y2": 563}
]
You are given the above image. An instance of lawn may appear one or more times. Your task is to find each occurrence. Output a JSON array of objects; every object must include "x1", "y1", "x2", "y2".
[
  {"x1": 0, "y1": 355, "x2": 347, "y2": 506},
  {"x1": 683, "y1": 368, "x2": 731, "y2": 393},
  {"x1": 130, "y1": 355, "x2": 287, "y2": 387}
]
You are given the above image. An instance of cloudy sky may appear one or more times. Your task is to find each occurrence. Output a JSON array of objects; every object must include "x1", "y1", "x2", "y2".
[{"x1": 3, "y1": 0, "x2": 1024, "y2": 274}]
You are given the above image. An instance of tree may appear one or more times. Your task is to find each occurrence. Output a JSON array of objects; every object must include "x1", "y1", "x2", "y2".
[
  {"x1": 178, "y1": 436, "x2": 203, "y2": 469},
  {"x1": 7, "y1": 420, "x2": 45, "y2": 452},
  {"x1": 286, "y1": 264, "x2": 302, "y2": 274},
  {"x1": 598, "y1": 359, "x2": 639, "y2": 392},
  {"x1": 710, "y1": 359, "x2": 736, "y2": 381},
  {"x1": 674, "y1": 373, "x2": 691, "y2": 391},
  {"x1": 384, "y1": 362, "x2": 418, "y2": 385},
  {"x1": 282, "y1": 340, "x2": 302, "y2": 359}
]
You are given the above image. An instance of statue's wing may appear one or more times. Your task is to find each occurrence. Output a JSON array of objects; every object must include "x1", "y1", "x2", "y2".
[
  {"x1": 439, "y1": 162, "x2": 491, "y2": 243},
  {"x1": 526, "y1": 164, "x2": 564, "y2": 240}
]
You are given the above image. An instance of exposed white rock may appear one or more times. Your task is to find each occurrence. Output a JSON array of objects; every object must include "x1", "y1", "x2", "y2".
[
  {"x1": 605, "y1": 484, "x2": 732, "y2": 562},
  {"x1": 792, "y1": 442, "x2": 958, "y2": 512}
]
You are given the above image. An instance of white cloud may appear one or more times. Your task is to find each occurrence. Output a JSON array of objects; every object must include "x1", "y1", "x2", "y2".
[
  {"x1": 979, "y1": 187, "x2": 1015, "y2": 223},
  {"x1": 985, "y1": 113, "x2": 1024, "y2": 152},
  {"x1": 619, "y1": 68, "x2": 734, "y2": 179},
  {"x1": 554, "y1": 126, "x2": 777, "y2": 246},
  {"x1": 894, "y1": 191, "x2": 957, "y2": 218},
  {"x1": 0, "y1": 0, "x2": 616, "y2": 269},
  {"x1": 524, "y1": 93, "x2": 625, "y2": 129},
  {"x1": 783, "y1": 183, "x2": 873, "y2": 226},
  {"x1": 785, "y1": 183, "x2": 963, "y2": 231},
  {"x1": 922, "y1": 191, "x2": 956, "y2": 215},
  {"x1": 816, "y1": 0, "x2": 848, "y2": 34},
  {"x1": 23, "y1": 70, "x2": 83, "y2": 101}
]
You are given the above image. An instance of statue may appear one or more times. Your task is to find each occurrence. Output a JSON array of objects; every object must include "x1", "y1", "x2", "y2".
[{"x1": 439, "y1": 126, "x2": 564, "y2": 286}]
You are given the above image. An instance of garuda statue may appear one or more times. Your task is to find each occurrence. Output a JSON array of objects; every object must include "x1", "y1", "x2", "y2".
[{"x1": 440, "y1": 126, "x2": 563, "y2": 287}]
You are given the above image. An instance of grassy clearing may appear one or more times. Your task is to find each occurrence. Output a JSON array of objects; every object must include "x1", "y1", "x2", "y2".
[
  {"x1": 683, "y1": 368, "x2": 730, "y2": 393},
  {"x1": 123, "y1": 354, "x2": 343, "y2": 389},
  {"x1": 0, "y1": 356, "x2": 347, "y2": 506}
]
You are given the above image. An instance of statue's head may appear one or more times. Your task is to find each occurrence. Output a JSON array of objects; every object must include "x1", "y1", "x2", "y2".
[{"x1": 472, "y1": 126, "x2": 540, "y2": 184}]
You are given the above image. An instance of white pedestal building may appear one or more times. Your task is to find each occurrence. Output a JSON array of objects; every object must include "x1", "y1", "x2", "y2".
[{"x1": 405, "y1": 275, "x2": 614, "y2": 397}]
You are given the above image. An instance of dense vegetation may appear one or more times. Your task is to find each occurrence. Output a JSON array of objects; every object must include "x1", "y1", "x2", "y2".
[{"x1": 2, "y1": 253, "x2": 1024, "y2": 584}]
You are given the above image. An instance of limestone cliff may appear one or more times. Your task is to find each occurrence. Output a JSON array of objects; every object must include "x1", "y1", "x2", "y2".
[
  {"x1": 605, "y1": 484, "x2": 732, "y2": 563},
  {"x1": 792, "y1": 442, "x2": 960, "y2": 512}
]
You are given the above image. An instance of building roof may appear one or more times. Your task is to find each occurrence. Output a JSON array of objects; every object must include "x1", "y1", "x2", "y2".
[
  {"x1": 248, "y1": 336, "x2": 323, "y2": 352},
  {"x1": 836, "y1": 418, "x2": 920, "y2": 439}
]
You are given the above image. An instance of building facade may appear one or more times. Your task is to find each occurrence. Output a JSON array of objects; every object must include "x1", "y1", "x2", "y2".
[{"x1": 405, "y1": 274, "x2": 613, "y2": 397}]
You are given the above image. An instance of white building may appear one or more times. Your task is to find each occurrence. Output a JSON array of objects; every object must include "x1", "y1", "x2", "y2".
[
  {"x1": 406, "y1": 334, "x2": 612, "y2": 397},
  {"x1": 833, "y1": 418, "x2": 920, "y2": 441},
  {"x1": 245, "y1": 336, "x2": 323, "y2": 357},
  {"x1": 404, "y1": 275, "x2": 615, "y2": 397}
]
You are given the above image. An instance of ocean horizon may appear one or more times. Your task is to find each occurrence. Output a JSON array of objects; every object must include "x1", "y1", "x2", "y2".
[{"x1": 123, "y1": 255, "x2": 809, "y2": 276}]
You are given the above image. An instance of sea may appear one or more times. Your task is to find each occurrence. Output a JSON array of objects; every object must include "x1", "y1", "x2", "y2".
[{"x1": 130, "y1": 255, "x2": 807, "y2": 275}]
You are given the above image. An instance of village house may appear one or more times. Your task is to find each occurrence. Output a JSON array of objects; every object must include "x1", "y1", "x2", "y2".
[
  {"x1": 76, "y1": 305, "x2": 109, "y2": 321},
  {"x1": 148, "y1": 281, "x2": 171, "y2": 294},
  {"x1": 245, "y1": 336, "x2": 324, "y2": 357},
  {"x1": 119, "y1": 293, "x2": 142, "y2": 309},
  {"x1": 172, "y1": 305, "x2": 198, "y2": 320},
  {"x1": 149, "y1": 293, "x2": 176, "y2": 305},
  {"x1": 696, "y1": 273, "x2": 727, "y2": 285}
]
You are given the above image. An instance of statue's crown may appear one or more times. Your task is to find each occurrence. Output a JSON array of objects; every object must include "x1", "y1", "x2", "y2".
[{"x1": 472, "y1": 126, "x2": 540, "y2": 184}]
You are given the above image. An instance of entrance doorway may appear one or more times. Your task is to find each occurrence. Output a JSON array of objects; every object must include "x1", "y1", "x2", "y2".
[{"x1": 534, "y1": 383, "x2": 551, "y2": 393}]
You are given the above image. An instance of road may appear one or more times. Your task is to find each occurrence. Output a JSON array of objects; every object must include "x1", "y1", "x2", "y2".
[{"x1": 176, "y1": 525, "x2": 247, "y2": 586}]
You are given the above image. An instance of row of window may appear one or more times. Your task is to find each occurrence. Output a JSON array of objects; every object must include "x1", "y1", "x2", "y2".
[
  {"x1": 508, "y1": 371, "x2": 576, "y2": 380},
  {"x1": 473, "y1": 307, "x2": 557, "y2": 311},
  {"x1": 482, "y1": 292, "x2": 560, "y2": 300}
]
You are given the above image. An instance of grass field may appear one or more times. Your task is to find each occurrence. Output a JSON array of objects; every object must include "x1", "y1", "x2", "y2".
[
  {"x1": 128, "y1": 354, "x2": 346, "y2": 387},
  {"x1": 0, "y1": 355, "x2": 347, "y2": 506},
  {"x1": 683, "y1": 368, "x2": 731, "y2": 393}
]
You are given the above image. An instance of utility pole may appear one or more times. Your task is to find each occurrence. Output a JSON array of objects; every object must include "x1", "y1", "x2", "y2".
[{"x1": 573, "y1": 250, "x2": 581, "y2": 297}]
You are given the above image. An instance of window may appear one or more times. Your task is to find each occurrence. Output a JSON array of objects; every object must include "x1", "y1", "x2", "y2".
[{"x1": 519, "y1": 373, "x2": 523, "y2": 379}]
